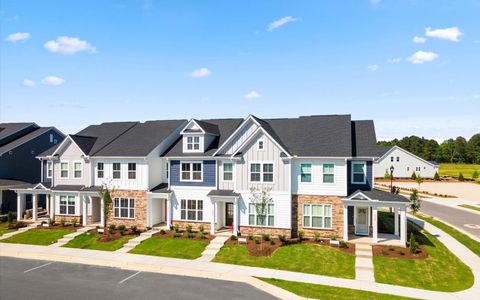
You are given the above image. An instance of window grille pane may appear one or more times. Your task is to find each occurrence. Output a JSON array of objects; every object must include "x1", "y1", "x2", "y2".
[
  {"x1": 263, "y1": 164, "x2": 273, "y2": 173},
  {"x1": 263, "y1": 173, "x2": 273, "y2": 182},
  {"x1": 324, "y1": 205, "x2": 332, "y2": 217},
  {"x1": 249, "y1": 215, "x2": 255, "y2": 225},
  {"x1": 268, "y1": 216, "x2": 274, "y2": 226},
  {"x1": 300, "y1": 164, "x2": 311, "y2": 173},
  {"x1": 312, "y1": 216, "x2": 323, "y2": 227},
  {"x1": 303, "y1": 204, "x2": 310, "y2": 216},
  {"x1": 181, "y1": 210, "x2": 186, "y2": 220},
  {"x1": 303, "y1": 216, "x2": 310, "y2": 227},
  {"x1": 251, "y1": 164, "x2": 260, "y2": 172},
  {"x1": 114, "y1": 208, "x2": 119, "y2": 217},
  {"x1": 130, "y1": 209, "x2": 135, "y2": 218},
  {"x1": 312, "y1": 205, "x2": 323, "y2": 216},
  {"x1": 68, "y1": 206, "x2": 75, "y2": 215},
  {"x1": 324, "y1": 217, "x2": 332, "y2": 228},
  {"x1": 251, "y1": 173, "x2": 260, "y2": 182},
  {"x1": 353, "y1": 164, "x2": 364, "y2": 173},
  {"x1": 223, "y1": 163, "x2": 232, "y2": 172},
  {"x1": 182, "y1": 163, "x2": 190, "y2": 171},
  {"x1": 187, "y1": 211, "x2": 196, "y2": 220},
  {"x1": 181, "y1": 200, "x2": 186, "y2": 209},
  {"x1": 248, "y1": 203, "x2": 255, "y2": 213},
  {"x1": 257, "y1": 215, "x2": 266, "y2": 226},
  {"x1": 323, "y1": 164, "x2": 334, "y2": 173},
  {"x1": 224, "y1": 173, "x2": 232, "y2": 181},
  {"x1": 198, "y1": 200, "x2": 203, "y2": 210},
  {"x1": 323, "y1": 174, "x2": 334, "y2": 183},
  {"x1": 197, "y1": 211, "x2": 203, "y2": 221},
  {"x1": 301, "y1": 174, "x2": 311, "y2": 182},
  {"x1": 353, "y1": 173, "x2": 365, "y2": 182}
]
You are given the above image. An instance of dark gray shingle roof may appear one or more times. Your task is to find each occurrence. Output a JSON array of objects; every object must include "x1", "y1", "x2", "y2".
[
  {"x1": 207, "y1": 189, "x2": 240, "y2": 197},
  {"x1": 350, "y1": 189, "x2": 410, "y2": 203},
  {"x1": 0, "y1": 122, "x2": 37, "y2": 142},
  {"x1": 150, "y1": 182, "x2": 171, "y2": 193},
  {"x1": 352, "y1": 120, "x2": 379, "y2": 157},
  {"x1": 0, "y1": 127, "x2": 61, "y2": 155},
  {"x1": 0, "y1": 179, "x2": 33, "y2": 189},
  {"x1": 75, "y1": 122, "x2": 138, "y2": 155}
]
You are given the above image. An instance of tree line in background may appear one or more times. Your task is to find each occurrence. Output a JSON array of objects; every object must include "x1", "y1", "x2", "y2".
[{"x1": 378, "y1": 133, "x2": 480, "y2": 164}]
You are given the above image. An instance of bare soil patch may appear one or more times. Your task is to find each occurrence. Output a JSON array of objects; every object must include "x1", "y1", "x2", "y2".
[{"x1": 373, "y1": 244, "x2": 428, "y2": 259}]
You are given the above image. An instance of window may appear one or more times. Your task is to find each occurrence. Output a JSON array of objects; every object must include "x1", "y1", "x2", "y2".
[
  {"x1": 186, "y1": 135, "x2": 200, "y2": 151},
  {"x1": 250, "y1": 163, "x2": 274, "y2": 182},
  {"x1": 248, "y1": 203, "x2": 274, "y2": 226},
  {"x1": 300, "y1": 164, "x2": 312, "y2": 183},
  {"x1": 113, "y1": 198, "x2": 135, "y2": 219},
  {"x1": 180, "y1": 199, "x2": 203, "y2": 221},
  {"x1": 97, "y1": 163, "x2": 104, "y2": 178},
  {"x1": 223, "y1": 162, "x2": 233, "y2": 181},
  {"x1": 303, "y1": 204, "x2": 332, "y2": 229},
  {"x1": 396, "y1": 156, "x2": 400, "y2": 162},
  {"x1": 59, "y1": 195, "x2": 76, "y2": 215},
  {"x1": 181, "y1": 162, "x2": 202, "y2": 181},
  {"x1": 166, "y1": 162, "x2": 169, "y2": 179},
  {"x1": 49, "y1": 134, "x2": 54, "y2": 143},
  {"x1": 257, "y1": 140, "x2": 264, "y2": 150},
  {"x1": 128, "y1": 163, "x2": 136, "y2": 179},
  {"x1": 74, "y1": 162, "x2": 82, "y2": 178},
  {"x1": 47, "y1": 161, "x2": 53, "y2": 178},
  {"x1": 323, "y1": 164, "x2": 335, "y2": 183},
  {"x1": 352, "y1": 162, "x2": 366, "y2": 184},
  {"x1": 60, "y1": 162, "x2": 69, "y2": 178},
  {"x1": 390, "y1": 156, "x2": 394, "y2": 162},
  {"x1": 416, "y1": 167, "x2": 421, "y2": 172},
  {"x1": 113, "y1": 163, "x2": 121, "y2": 179}
]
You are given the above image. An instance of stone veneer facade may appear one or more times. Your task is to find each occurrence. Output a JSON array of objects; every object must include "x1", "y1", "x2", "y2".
[
  {"x1": 292, "y1": 195, "x2": 344, "y2": 239},
  {"x1": 53, "y1": 215, "x2": 83, "y2": 224},
  {"x1": 106, "y1": 190, "x2": 148, "y2": 229},
  {"x1": 239, "y1": 226, "x2": 291, "y2": 238},
  {"x1": 172, "y1": 220, "x2": 211, "y2": 232}
]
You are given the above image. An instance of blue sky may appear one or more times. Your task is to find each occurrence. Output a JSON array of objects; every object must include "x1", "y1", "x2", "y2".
[{"x1": 1, "y1": 0, "x2": 479, "y2": 141}]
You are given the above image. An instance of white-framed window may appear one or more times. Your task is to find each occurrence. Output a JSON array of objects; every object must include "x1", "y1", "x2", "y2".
[
  {"x1": 46, "y1": 161, "x2": 53, "y2": 178},
  {"x1": 128, "y1": 163, "x2": 136, "y2": 179},
  {"x1": 303, "y1": 204, "x2": 332, "y2": 229},
  {"x1": 248, "y1": 203, "x2": 274, "y2": 226},
  {"x1": 352, "y1": 162, "x2": 366, "y2": 184},
  {"x1": 60, "y1": 162, "x2": 69, "y2": 178},
  {"x1": 223, "y1": 162, "x2": 233, "y2": 181},
  {"x1": 186, "y1": 135, "x2": 200, "y2": 151},
  {"x1": 323, "y1": 164, "x2": 335, "y2": 183},
  {"x1": 257, "y1": 139, "x2": 264, "y2": 150},
  {"x1": 97, "y1": 162, "x2": 104, "y2": 178},
  {"x1": 300, "y1": 163, "x2": 312, "y2": 183},
  {"x1": 74, "y1": 161, "x2": 82, "y2": 178},
  {"x1": 113, "y1": 198, "x2": 135, "y2": 219},
  {"x1": 113, "y1": 163, "x2": 121, "y2": 179},
  {"x1": 181, "y1": 162, "x2": 202, "y2": 181},
  {"x1": 180, "y1": 199, "x2": 203, "y2": 221},
  {"x1": 59, "y1": 195, "x2": 76, "y2": 215},
  {"x1": 249, "y1": 162, "x2": 274, "y2": 183},
  {"x1": 416, "y1": 167, "x2": 421, "y2": 172}
]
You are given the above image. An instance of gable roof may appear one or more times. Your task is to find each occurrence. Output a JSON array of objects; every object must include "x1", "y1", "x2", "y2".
[
  {"x1": 347, "y1": 189, "x2": 410, "y2": 203},
  {"x1": 0, "y1": 122, "x2": 38, "y2": 143},
  {"x1": 0, "y1": 127, "x2": 64, "y2": 156},
  {"x1": 376, "y1": 145, "x2": 438, "y2": 167},
  {"x1": 351, "y1": 120, "x2": 379, "y2": 157}
]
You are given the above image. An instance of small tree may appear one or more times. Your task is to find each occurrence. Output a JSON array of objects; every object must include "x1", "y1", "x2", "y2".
[
  {"x1": 458, "y1": 173, "x2": 465, "y2": 182},
  {"x1": 409, "y1": 232, "x2": 419, "y2": 254},
  {"x1": 415, "y1": 174, "x2": 423, "y2": 188},
  {"x1": 411, "y1": 172, "x2": 417, "y2": 180},
  {"x1": 433, "y1": 172, "x2": 440, "y2": 181},
  {"x1": 472, "y1": 170, "x2": 479, "y2": 179},
  {"x1": 249, "y1": 186, "x2": 273, "y2": 249},
  {"x1": 409, "y1": 189, "x2": 421, "y2": 214},
  {"x1": 97, "y1": 182, "x2": 116, "y2": 228},
  {"x1": 384, "y1": 170, "x2": 391, "y2": 179}
]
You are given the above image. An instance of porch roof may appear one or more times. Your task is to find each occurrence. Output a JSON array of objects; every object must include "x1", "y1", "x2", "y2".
[
  {"x1": 0, "y1": 178, "x2": 33, "y2": 189},
  {"x1": 345, "y1": 189, "x2": 410, "y2": 204},
  {"x1": 150, "y1": 182, "x2": 172, "y2": 194},
  {"x1": 207, "y1": 189, "x2": 240, "y2": 197}
]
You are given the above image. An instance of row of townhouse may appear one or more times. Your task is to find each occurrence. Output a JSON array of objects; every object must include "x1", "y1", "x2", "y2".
[{"x1": 13, "y1": 115, "x2": 410, "y2": 245}]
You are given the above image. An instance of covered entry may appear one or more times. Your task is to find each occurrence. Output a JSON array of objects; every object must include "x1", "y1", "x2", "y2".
[
  {"x1": 207, "y1": 190, "x2": 240, "y2": 235},
  {"x1": 148, "y1": 183, "x2": 172, "y2": 228}
]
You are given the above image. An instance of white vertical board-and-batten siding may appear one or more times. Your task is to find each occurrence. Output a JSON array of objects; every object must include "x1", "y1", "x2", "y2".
[
  {"x1": 93, "y1": 159, "x2": 148, "y2": 190},
  {"x1": 374, "y1": 147, "x2": 438, "y2": 178}
]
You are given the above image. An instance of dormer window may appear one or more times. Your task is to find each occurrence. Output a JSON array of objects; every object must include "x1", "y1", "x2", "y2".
[
  {"x1": 187, "y1": 136, "x2": 200, "y2": 151},
  {"x1": 257, "y1": 139, "x2": 264, "y2": 150}
]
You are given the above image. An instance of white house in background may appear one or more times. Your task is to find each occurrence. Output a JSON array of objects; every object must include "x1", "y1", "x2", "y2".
[{"x1": 374, "y1": 146, "x2": 439, "y2": 179}]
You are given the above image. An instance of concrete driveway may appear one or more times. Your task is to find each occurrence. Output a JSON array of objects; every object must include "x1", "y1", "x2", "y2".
[{"x1": 0, "y1": 257, "x2": 276, "y2": 300}]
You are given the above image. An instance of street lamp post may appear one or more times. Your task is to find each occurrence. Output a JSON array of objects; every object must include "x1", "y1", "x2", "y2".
[{"x1": 390, "y1": 165, "x2": 395, "y2": 193}]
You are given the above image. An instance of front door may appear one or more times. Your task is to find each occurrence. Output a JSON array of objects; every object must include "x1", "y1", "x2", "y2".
[
  {"x1": 225, "y1": 203, "x2": 234, "y2": 227},
  {"x1": 355, "y1": 207, "x2": 369, "y2": 235}
]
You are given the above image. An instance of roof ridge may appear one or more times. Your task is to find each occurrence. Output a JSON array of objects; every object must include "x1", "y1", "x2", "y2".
[{"x1": 91, "y1": 122, "x2": 140, "y2": 156}]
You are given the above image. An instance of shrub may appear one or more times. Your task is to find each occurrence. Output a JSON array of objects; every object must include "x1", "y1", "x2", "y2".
[
  {"x1": 118, "y1": 225, "x2": 126, "y2": 235},
  {"x1": 410, "y1": 189, "x2": 421, "y2": 214},
  {"x1": 71, "y1": 218, "x2": 78, "y2": 227},
  {"x1": 262, "y1": 234, "x2": 270, "y2": 241},
  {"x1": 269, "y1": 240, "x2": 275, "y2": 245},
  {"x1": 173, "y1": 224, "x2": 180, "y2": 233},
  {"x1": 198, "y1": 232, "x2": 206, "y2": 239},
  {"x1": 108, "y1": 227, "x2": 114, "y2": 234},
  {"x1": 199, "y1": 224, "x2": 205, "y2": 233},
  {"x1": 60, "y1": 218, "x2": 66, "y2": 227},
  {"x1": 298, "y1": 230, "x2": 304, "y2": 242},
  {"x1": 278, "y1": 235, "x2": 286, "y2": 243},
  {"x1": 230, "y1": 235, "x2": 237, "y2": 241},
  {"x1": 159, "y1": 229, "x2": 166, "y2": 235},
  {"x1": 130, "y1": 226, "x2": 138, "y2": 233},
  {"x1": 458, "y1": 173, "x2": 465, "y2": 181},
  {"x1": 248, "y1": 235, "x2": 254, "y2": 241},
  {"x1": 339, "y1": 241, "x2": 348, "y2": 249},
  {"x1": 384, "y1": 170, "x2": 391, "y2": 179},
  {"x1": 434, "y1": 171, "x2": 440, "y2": 181},
  {"x1": 48, "y1": 218, "x2": 55, "y2": 226},
  {"x1": 314, "y1": 232, "x2": 321, "y2": 242},
  {"x1": 108, "y1": 224, "x2": 116, "y2": 231},
  {"x1": 473, "y1": 170, "x2": 479, "y2": 179},
  {"x1": 254, "y1": 237, "x2": 261, "y2": 244},
  {"x1": 329, "y1": 233, "x2": 338, "y2": 241},
  {"x1": 186, "y1": 224, "x2": 193, "y2": 233},
  {"x1": 7, "y1": 212, "x2": 15, "y2": 223},
  {"x1": 173, "y1": 232, "x2": 180, "y2": 238},
  {"x1": 186, "y1": 232, "x2": 194, "y2": 239},
  {"x1": 411, "y1": 172, "x2": 417, "y2": 180},
  {"x1": 409, "y1": 232, "x2": 419, "y2": 254}
]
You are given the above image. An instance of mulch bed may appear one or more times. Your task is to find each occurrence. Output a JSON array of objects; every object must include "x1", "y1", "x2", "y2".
[
  {"x1": 372, "y1": 244, "x2": 428, "y2": 259},
  {"x1": 36, "y1": 224, "x2": 82, "y2": 230},
  {"x1": 95, "y1": 228, "x2": 141, "y2": 242},
  {"x1": 7, "y1": 222, "x2": 28, "y2": 229},
  {"x1": 152, "y1": 229, "x2": 214, "y2": 241}
]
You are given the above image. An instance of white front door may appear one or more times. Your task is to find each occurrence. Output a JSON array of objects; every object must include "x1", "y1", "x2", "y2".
[{"x1": 355, "y1": 207, "x2": 369, "y2": 235}]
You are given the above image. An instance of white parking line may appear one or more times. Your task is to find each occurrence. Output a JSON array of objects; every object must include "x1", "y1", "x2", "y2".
[
  {"x1": 24, "y1": 262, "x2": 53, "y2": 273},
  {"x1": 118, "y1": 271, "x2": 141, "y2": 284}
]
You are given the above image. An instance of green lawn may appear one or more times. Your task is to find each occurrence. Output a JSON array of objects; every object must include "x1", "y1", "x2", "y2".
[
  {"x1": 415, "y1": 213, "x2": 480, "y2": 257},
  {"x1": 459, "y1": 204, "x2": 480, "y2": 212},
  {"x1": 439, "y1": 163, "x2": 480, "y2": 179},
  {"x1": 129, "y1": 237, "x2": 208, "y2": 259},
  {"x1": 0, "y1": 223, "x2": 15, "y2": 236},
  {"x1": 0, "y1": 229, "x2": 75, "y2": 245},
  {"x1": 259, "y1": 278, "x2": 418, "y2": 300},
  {"x1": 373, "y1": 213, "x2": 474, "y2": 292},
  {"x1": 63, "y1": 232, "x2": 135, "y2": 251},
  {"x1": 213, "y1": 243, "x2": 355, "y2": 279}
]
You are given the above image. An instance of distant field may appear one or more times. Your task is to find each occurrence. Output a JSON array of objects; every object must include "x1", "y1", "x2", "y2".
[{"x1": 439, "y1": 163, "x2": 480, "y2": 179}]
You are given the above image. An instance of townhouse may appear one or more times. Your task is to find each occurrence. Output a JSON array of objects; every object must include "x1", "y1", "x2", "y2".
[{"x1": 13, "y1": 114, "x2": 410, "y2": 246}]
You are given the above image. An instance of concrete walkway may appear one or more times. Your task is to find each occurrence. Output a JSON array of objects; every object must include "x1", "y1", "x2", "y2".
[
  {"x1": 51, "y1": 226, "x2": 93, "y2": 247},
  {"x1": 197, "y1": 235, "x2": 229, "y2": 262},
  {"x1": 0, "y1": 222, "x2": 39, "y2": 241},
  {"x1": 116, "y1": 229, "x2": 159, "y2": 253},
  {"x1": 354, "y1": 243, "x2": 374, "y2": 282}
]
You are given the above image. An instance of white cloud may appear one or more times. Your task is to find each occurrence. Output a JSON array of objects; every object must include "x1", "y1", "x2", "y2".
[
  {"x1": 387, "y1": 57, "x2": 402, "y2": 64},
  {"x1": 268, "y1": 16, "x2": 297, "y2": 32},
  {"x1": 189, "y1": 67, "x2": 211, "y2": 79},
  {"x1": 244, "y1": 90, "x2": 261, "y2": 100},
  {"x1": 425, "y1": 27, "x2": 463, "y2": 42},
  {"x1": 5, "y1": 32, "x2": 30, "y2": 42},
  {"x1": 413, "y1": 36, "x2": 426, "y2": 44},
  {"x1": 41, "y1": 76, "x2": 65, "y2": 86},
  {"x1": 44, "y1": 36, "x2": 97, "y2": 54},
  {"x1": 407, "y1": 51, "x2": 439, "y2": 64},
  {"x1": 367, "y1": 65, "x2": 379, "y2": 72},
  {"x1": 22, "y1": 79, "x2": 35, "y2": 87}
]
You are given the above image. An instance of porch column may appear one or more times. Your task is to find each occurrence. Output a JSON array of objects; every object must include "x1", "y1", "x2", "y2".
[
  {"x1": 400, "y1": 207, "x2": 407, "y2": 247},
  {"x1": 46, "y1": 193, "x2": 50, "y2": 212},
  {"x1": 100, "y1": 195, "x2": 105, "y2": 227},
  {"x1": 233, "y1": 199, "x2": 239, "y2": 236},
  {"x1": 394, "y1": 207, "x2": 399, "y2": 236},
  {"x1": 372, "y1": 206, "x2": 378, "y2": 243},
  {"x1": 210, "y1": 201, "x2": 216, "y2": 235},
  {"x1": 32, "y1": 194, "x2": 38, "y2": 221},
  {"x1": 82, "y1": 195, "x2": 87, "y2": 226},
  {"x1": 49, "y1": 194, "x2": 55, "y2": 220},
  {"x1": 166, "y1": 197, "x2": 172, "y2": 228},
  {"x1": 17, "y1": 193, "x2": 24, "y2": 220},
  {"x1": 343, "y1": 204, "x2": 349, "y2": 241}
]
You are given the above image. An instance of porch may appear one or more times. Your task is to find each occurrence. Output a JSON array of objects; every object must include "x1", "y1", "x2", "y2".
[
  {"x1": 348, "y1": 233, "x2": 405, "y2": 247},
  {"x1": 207, "y1": 190, "x2": 240, "y2": 235}
]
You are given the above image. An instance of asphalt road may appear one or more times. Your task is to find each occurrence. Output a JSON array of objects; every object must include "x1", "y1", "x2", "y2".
[
  {"x1": 420, "y1": 200, "x2": 480, "y2": 239},
  {"x1": 0, "y1": 257, "x2": 276, "y2": 300}
]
